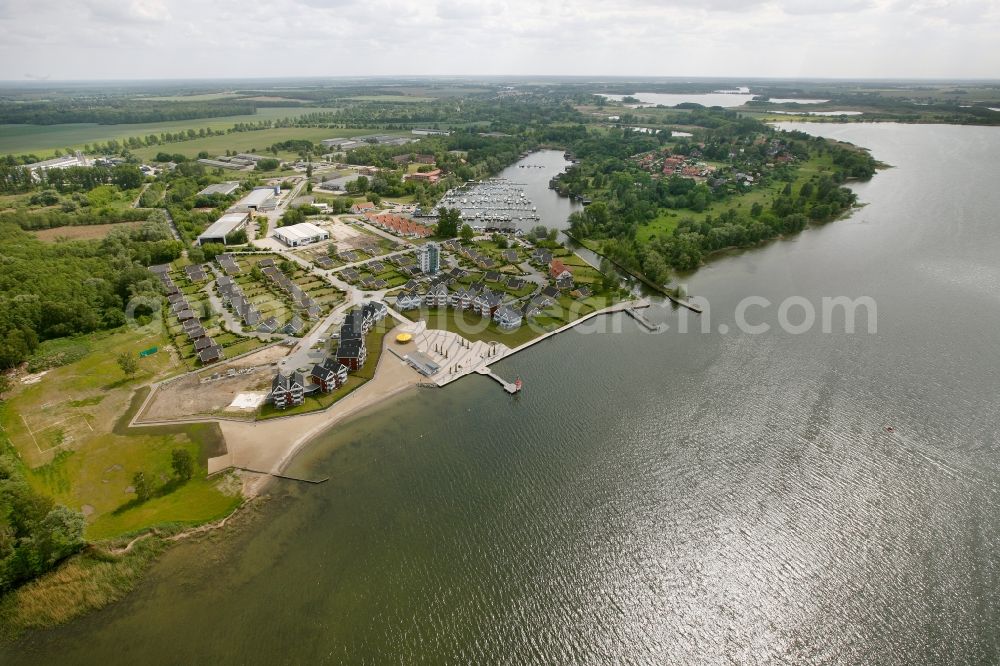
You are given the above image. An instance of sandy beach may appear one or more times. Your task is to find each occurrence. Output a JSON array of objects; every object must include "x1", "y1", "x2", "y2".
[{"x1": 209, "y1": 327, "x2": 424, "y2": 496}]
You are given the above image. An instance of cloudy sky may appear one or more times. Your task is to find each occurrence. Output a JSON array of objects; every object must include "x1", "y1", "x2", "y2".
[{"x1": 1, "y1": 0, "x2": 998, "y2": 80}]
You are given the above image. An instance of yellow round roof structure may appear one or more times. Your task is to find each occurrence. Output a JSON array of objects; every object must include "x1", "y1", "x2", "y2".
[{"x1": 395, "y1": 333, "x2": 413, "y2": 343}]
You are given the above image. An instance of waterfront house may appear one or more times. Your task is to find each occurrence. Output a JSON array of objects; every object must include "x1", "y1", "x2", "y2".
[
  {"x1": 336, "y1": 338, "x2": 367, "y2": 371},
  {"x1": 521, "y1": 300, "x2": 542, "y2": 319},
  {"x1": 351, "y1": 201, "x2": 376, "y2": 214},
  {"x1": 341, "y1": 310, "x2": 366, "y2": 340},
  {"x1": 474, "y1": 288, "x2": 503, "y2": 318},
  {"x1": 493, "y1": 305, "x2": 523, "y2": 330},
  {"x1": 311, "y1": 357, "x2": 348, "y2": 392},
  {"x1": 502, "y1": 249, "x2": 519, "y2": 264},
  {"x1": 271, "y1": 371, "x2": 305, "y2": 409},
  {"x1": 571, "y1": 286, "x2": 593, "y2": 299},
  {"x1": 425, "y1": 283, "x2": 449, "y2": 308},
  {"x1": 485, "y1": 271, "x2": 502, "y2": 283},
  {"x1": 541, "y1": 285, "x2": 560, "y2": 300},
  {"x1": 363, "y1": 301, "x2": 388, "y2": 323},
  {"x1": 396, "y1": 291, "x2": 423, "y2": 310},
  {"x1": 549, "y1": 260, "x2": 572, "y2": 280},
  {"x1": 556, "y1": 275, "x2": 575, "y2": 290}
]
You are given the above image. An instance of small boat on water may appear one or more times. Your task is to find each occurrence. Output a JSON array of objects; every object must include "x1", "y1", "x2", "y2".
[{"x1": 884, "y1": 426, "x2": 896, "y2": 433}]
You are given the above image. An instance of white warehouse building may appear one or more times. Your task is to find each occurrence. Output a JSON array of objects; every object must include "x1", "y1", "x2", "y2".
[
  {"x1": 197, "y1": 212, "x2": 251, "y2": 246},
  {"x1": 274, "y1": 222, "x2": 330, "y2": 247},
  {"x1": 230, "y1": 187, "x2": 278, "y2": 213}
]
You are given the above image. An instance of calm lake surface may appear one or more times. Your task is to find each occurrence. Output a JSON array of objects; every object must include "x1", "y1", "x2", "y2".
[{"x1": 8, "y1": 124, "x2": 1000, "y2": 664}]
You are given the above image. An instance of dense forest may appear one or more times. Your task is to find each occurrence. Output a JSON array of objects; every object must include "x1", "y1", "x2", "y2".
[
  {"x1": 0, "y1": 100, "x2": 258, "y2": 125},
  {"x1": 0, "y1": 446, "x2": 86, "y2": 593},
  {"x1": 0, "y1": 219, "x2": 182, "y2": 369}
]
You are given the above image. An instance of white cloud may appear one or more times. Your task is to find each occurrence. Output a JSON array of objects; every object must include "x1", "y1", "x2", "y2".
[{"x1": 0, "y1": 0, "x2": 996, "y2": 79}]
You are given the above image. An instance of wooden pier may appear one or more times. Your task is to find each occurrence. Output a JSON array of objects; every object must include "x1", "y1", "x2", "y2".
[
  {"x1": 476, "y1": 367, "x2": 520, "y2": 394},
  {"x1": 666, "y1": 294, "x2": 704, "y2": 313},
  {"x1": 625, "y1": 306, "x2": 662, "y2": 332}
]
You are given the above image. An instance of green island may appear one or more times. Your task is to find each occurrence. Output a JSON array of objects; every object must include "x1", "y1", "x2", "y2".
[{"x1": 0, "y1": 77, "x2": 996, "y2": 640}]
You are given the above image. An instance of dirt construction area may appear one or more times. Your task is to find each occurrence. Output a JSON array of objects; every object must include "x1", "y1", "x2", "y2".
[{"x1": 137, "y1": 344, "x2": 290, "y2": 422}]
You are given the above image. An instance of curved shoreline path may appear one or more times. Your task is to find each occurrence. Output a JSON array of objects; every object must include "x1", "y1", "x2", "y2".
[{"x1": 209, "y1": 324, "x2": 422, "y2": 494}]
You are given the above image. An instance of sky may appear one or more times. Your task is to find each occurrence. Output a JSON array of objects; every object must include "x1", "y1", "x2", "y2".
[{"x1": 1, "y1": 0, "x2": 999, "y2": 81}]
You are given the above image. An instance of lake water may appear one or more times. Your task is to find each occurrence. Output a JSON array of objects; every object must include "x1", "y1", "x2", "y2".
[
  {"x1": 601, "y1": 91, "x2": 758, "y2": 108},
  {"x1": 8, "y1": 124, "x2": 1000, "y2": 664},
  {"x1": 771, "y1": 110, "x2": 864, "y2": 117},
  {"x1": 496, "y1": 148, "x2": 581, "y2": 234}
]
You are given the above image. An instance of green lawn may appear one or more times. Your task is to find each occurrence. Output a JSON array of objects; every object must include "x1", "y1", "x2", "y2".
[{"x1": 1, "y1": 327, "x2": 241, "y2": 540}]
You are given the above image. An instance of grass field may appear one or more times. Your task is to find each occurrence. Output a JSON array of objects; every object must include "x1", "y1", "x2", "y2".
[
  {"x1": 0, "y1": 106, "x2": 339, "y2": 157},
  {"x1": 1, "y1": 326, "x2": 241, "y2": 540},
  {"x1": 32, "y1": 221, "x2": 144, "y2": 242}
]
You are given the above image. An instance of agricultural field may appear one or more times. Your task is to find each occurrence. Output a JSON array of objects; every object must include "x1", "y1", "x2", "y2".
[
  {"x1": 0, "y1": 106, "x2": 339, "y2": 157},
  {"x1": 131, "y1": 126, "x2": 411, "y2": 162}
]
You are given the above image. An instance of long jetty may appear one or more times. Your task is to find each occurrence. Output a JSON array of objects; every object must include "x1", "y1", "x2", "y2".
[{"x1": 230, "y1": 467, "x2": 329, "y2": 484}]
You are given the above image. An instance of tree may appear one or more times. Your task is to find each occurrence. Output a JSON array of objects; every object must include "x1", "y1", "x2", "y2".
[
  {"x1": 171, "y1": 448, "x2": 193, "y2": 481},
  {"x1": 132, "y1": 471, "x2": 151, "y2": 502},
  {"x1": 459, "y1": 224, "x2": 474, "y2": 241},
  {"x1": 256, "y1": 158, "x2": 281, "y2": 171},
  {"x1": 436, "y1": 207, "x2": 461, "y2": 237},
  {"x1": 117, "y1": 351, "x2": 138, "y2": 379}
]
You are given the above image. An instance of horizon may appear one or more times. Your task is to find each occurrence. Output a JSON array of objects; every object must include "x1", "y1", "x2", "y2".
[{"x1": 4, "y1": 74, "x2": 1000, "y2": 86}]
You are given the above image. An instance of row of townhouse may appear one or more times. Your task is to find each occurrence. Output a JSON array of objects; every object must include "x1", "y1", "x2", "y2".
[
  {"x1": 154, "y1": 266, "x2": 224, "y2": 364},
  {"x1": 217, "y1": 275, "x2": 262, "y2": 330},
  {"x1": 260, "y1": 262, "x2": 322, "y2": 320},
  {"x1": 364, "y1": 212, "x2": 433, "y2": 238}
]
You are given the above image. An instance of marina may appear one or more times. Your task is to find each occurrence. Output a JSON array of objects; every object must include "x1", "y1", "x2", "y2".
[{"x1": 437, "y1": 178, "x2": 542, "y2": 230}]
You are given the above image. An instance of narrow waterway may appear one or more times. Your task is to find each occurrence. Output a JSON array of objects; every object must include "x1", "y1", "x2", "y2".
[{"x1": 7, "y1": 125, "x2": 1000, "y2": 665}]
